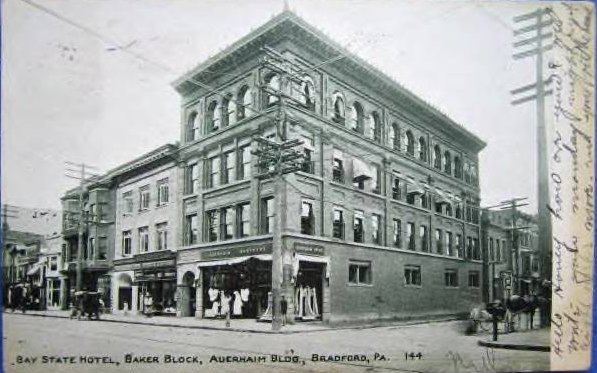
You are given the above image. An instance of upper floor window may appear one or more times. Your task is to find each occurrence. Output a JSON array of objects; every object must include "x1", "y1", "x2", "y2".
[
  {"x1": 208, "y1": 157, "x2": 220, "y2": 188},
  {"x1": 207, "y1": 101, "x2": 220, "y2": 133},
  {"x1": 301, "y1": 135, "x2": 315, "y2": 174},
  {"x1": 496, "y1": 239, "x2": 502, "y2": 262},
  {"x1": 446, "y1": 231, "x2": 454, "y2": 256},
  {"x1": 206, "y1": 210, "x2": 219, "y2": 242},
  {"x1": 418, "y1": 137, "x2": 427, "y2": 162},
  {"x1": 420, "y1": 225, "x2": 429, "y2": 252},
  {"x1": 454, "y1": 156, "x2": 462, "y2": 179},
  {"x1": 139, "y1": 227, "x2": 149, "y2": 253},
  {"x1": 265, "y1": 74, "x2": 280, "y2": 107},
  {"x1": 139, "y1": 186, "x2": 150, "y2": 211},
  {"x1": 261, "y1": 197, "x2": 275, "y2": 234},
  {"x1": 300, "y1": 201, "x2": 314, "y2": 235},
  {"x1": 237, "y1": 203, "x2": 251, "y2": 238},
  {"x1": 300, "y1": 76, "x2": 315, "y2": 110},
  {"x1": 407, "y1": 222, "x2": 415, "y2": 250},
  {"x1": 349, "y1": 101, "x2": 364, "y2": 133},
  {"x1": 470, "y1": 165, "x2": 478, "y2": 186},
  {"x1": 184, "y1": 213, "x2": 198, "y2": 245},
  {"x1": 435, "y1": 229, "x2": 443, "y2": 254},
  {"x1": 393, "y1": 219, "x2": 402, "y2": 248},
  {"x1": 237, "y1": 85, "x2": 252, "y2": 120},
  {"x1": 332, "y1": 92, "x2": 345, "y2": 124},
  {"x1": 353, "y1": 211, "x2": 364, "y2": 243},
  {"x1": 371, "y1": 214, "x2": 381, "y2": 245},
  {"x1": 220, "y1": 207, "x2": 234, "y2": 240},
  {"x1": 392, "y1": 177, "x2": 401, "y2": 200},
  {"x1": 456, "y1": 234, "x2": 463, "y2": 258},
  {"x1": 405, "y1": 131, "x2": 415, "y2": 156},
  {"x1": 185, "y1": 163, "x2": 199, "y2": 195},
  {"x1": 222, "y1": 152, "x2": 236, "y2": 184},
  {"x1": 332, "y1": 149, "x2": 344, "y2": 183},
  {"x1": 433, "y1": 145, "x2": 442, "y2": 169},
  {"x1": 123, "y1": 191, "x2": 133, "y2": 214},
  {"x1": 156, "y1": 223, "x2": 168, "y2": 250},
  {"x1": 464, "y1": 163, "x2": 471, "y2": 183},
  {"x1": 445, "y1": 270, "x2": 458, "y2": 287},
  {"x1": 444, "y1": 151, "x2": 452, "y2": 174},
  {"x1": 157, "y1": 178, "x2": 169, "y2": 206},
  {"x1": 187, "y1": 111, "x2": 200, "y2": 142},
  {"x1": 122, "y1": 230, "x2": 132, "y2": 256},
  {"x1": 445, "y1": 203, "x2": 453, "y2": 216},
  {"x1": 332, "y1": 208, "x2": 344, "y2": 239},
  {"x1": 222, "y1": 94, "x2": 236, "y2": 127},
  {"x1": 404, "y1": 265, "x2": 421, "y2": 286},
  {"x1": 239, "y1": 145, "x2": 252, "y2": 180},
  {"x1": 367, "y1": 112, "x2": 381, "y2": 142},
  {"x1": 371, "y1": 164, "x2": 381, "y2": 194}
]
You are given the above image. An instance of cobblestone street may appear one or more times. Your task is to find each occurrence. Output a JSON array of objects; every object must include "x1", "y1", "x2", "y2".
[{"x1": 4, "y1": 313, "x2": 549, "y2": 373}]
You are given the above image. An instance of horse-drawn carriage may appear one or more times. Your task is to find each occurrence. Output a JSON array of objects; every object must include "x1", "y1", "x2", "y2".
[
  {"x1": 70, "y1": 291, "x2": 101, "y2": 320},
  {"x1": 469, "y1": 294, "x2": 548, "y2": 334}
]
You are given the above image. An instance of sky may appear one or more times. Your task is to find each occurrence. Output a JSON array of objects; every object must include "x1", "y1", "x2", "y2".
[{"x1": 1, "y1": 0, "x2": 541, "y2": 212}]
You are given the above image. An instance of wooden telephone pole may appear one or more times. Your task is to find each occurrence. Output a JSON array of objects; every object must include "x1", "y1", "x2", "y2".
[
  {"x1": 2, "y1": 204, "x2": 19, "y2": 284},
  {"x1": 255, "y1": 46, "x2": 309, "y2": 330},
  {"x1": 511, "y1": 8, "x2": 554, "y2": 291}
]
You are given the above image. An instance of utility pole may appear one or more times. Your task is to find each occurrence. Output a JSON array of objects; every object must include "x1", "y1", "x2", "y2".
[
  {"x1": 65, "y1": 161, "x2": 100, "y2": 292},
  {"x1": 255, "y1": 46, "x2": 308, "y2": 330},
  {"x1": 511, "y1": 7, "x2": 554, "y2": 296}
]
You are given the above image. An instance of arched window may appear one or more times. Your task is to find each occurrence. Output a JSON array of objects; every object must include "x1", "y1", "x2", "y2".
[
  {"x1": 265, "y1": 74, "x2": 280, "y2": 107},
  {"x1": 405, "y1": 130, "x2": 414, "y2": 156},
  {"x1": 444, "y1": 151, "x2": 452, "y2": 174},
  {"x1": 433, "y1": 145, "x2": 441, "y2": 169},
  {"x1": 222, "y1": 94, "x2": 235, "y2": 127},
  {"x1": 237, "y1": 85, "x2": 252, "y2": 120},
  {"x1": 389, "y1": 123, "x2": 399, "y2": 150},
  {"x1": 454, "y1": 156, "x2": 462, "y2": 179},
  {"x1": 207, "y1": 101, "x2": 220, "y2": 133},
  {"x1": 367, "y1": 111, "x2": 381, "y2": 142},
  {"x1": 418, "y1": 137, "x2": 427, "y2": 161},
  {"x1": 300, "y1": 76, "x2": 315, "y2": 110},
  {"x1": 186, "y1": 111, "x2": 200, "y2": 142},
  {"x1": 332, "y1": 92, "x2": 345, "y2": 124},
  {"x1": 349, "y1": 102, "x2": 364, "y2": 133}
]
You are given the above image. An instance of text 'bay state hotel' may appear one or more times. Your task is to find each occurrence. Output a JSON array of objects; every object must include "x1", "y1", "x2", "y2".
[{"x1": 66, "y1": 10, "x2": 487, "y2": 324}]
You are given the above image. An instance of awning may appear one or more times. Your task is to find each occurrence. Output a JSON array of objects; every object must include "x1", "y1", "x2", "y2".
[
  {"x1": 197, "y1": 254, "x2": 272, "y2": 267},
  {"x1": 352, "y1": 158, "x2": 373, "y2": 182},
  {"x1": 434, "y1": 188, "x2": 451, "y2": 204},
  {"x1": 27, "y1": 264, "x2": 41, "y2": 276},
  {"x1": 297, "y1": 254, "x2": 330, "y2": 278},
  {"x1": 406, "y1": 177, "x2": 424, "y2": 195}
]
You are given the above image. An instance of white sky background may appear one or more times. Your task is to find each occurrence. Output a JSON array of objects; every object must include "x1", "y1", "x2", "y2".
[{"x1": 2, "y1": 0, "x2": 540, "y2": 212}]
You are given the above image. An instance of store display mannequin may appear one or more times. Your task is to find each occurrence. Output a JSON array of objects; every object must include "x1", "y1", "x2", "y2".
[{"x1": 233, "y1": 290, "x2": 243, "y2": 316}]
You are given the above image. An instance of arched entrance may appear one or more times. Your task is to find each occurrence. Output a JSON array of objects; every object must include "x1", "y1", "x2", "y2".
[
  {"x1": 117, "y1": 273, "x2": 132, "y2": 311},
  {"x1": 180, "y1": 271, "x2": 196, "y2": 317}
]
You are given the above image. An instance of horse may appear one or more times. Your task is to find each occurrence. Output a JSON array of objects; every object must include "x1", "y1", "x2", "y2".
[{"x1": 505, "y1": 294, "x2": 547, "y2": 331}]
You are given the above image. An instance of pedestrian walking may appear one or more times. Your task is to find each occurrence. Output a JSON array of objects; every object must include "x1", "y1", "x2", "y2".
[{"x1": 280, "y1": 295, "x2": 288, "y2": 326}]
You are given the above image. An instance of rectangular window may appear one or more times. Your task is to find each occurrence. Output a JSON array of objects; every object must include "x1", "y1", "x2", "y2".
[
  {"x1": 473, "y1": 238, "x2": 480, "y2": 260},
  {"x1": 371, "y1": 214, "x2": 381, "y2": 244},
  {"x1": 496, "y1": 239, "x2": 501, "y2": 262},
  {"x1": 435, "y1": 229, "x2": 443, "y2": 254},
  {"x1": 301, "y1": 137, "x2": 315, "y2": 174},
  {"x1": 444, "y1": 270, "x2": 458, "y2": 287},
  {"x1": 456, "y1": 234, "x2": 463, "y2": 258},
  {"x1": 185, "y1": 214, "x2": 198, "y2": 245},
  {"x1": 157, "y1": 178, "x2": 169, "y2": 206},
  {"x1": 466, "y1": 237, "x2": 472, "y2": 259},
  {"x1": 89, "y1": 204, "x2": 96, "y2": 220},
  {"x1": 371, "y1": 165, "x2": 381, "y2": 194},
  {"x1": 446, "y1": 232, "x2": 454, "y2": 256},
  {"x1": 88, "y1": 237, "x2": 95, "y2": 259},
  {"x1": 139, "y1": 227, "x2": 149, "y2": 253},
  {"x1": 393, "y1": 219, "x2": 402, "y2": 248},
  {"x1": 221, "y1": 207, "x2": 234, "y2": 240},
  {"x1": 156, "y1": 223, "x2": 168, "y2": 250},
  {"x1": 206, "y1": 210, "x2": 219, "y2": 242},
  {"x1": 421, "y1": 193, "x2": 429, "y2": 209},
  {"x1": 139, "y1": 186, "x2": 150, "y2": 210},
  {"x1": 98, "y1": 237, "x2": 108, "y2": 260},
  {"x1": 185, "y1": 163, "x2": 199, "y2": 194},
  {"x1": 237, "y1": 203, "x2": 251, "y2": 238},
  {"x1": 300, "y1": 201, "x2": 314, "y2": 235},
  {"x1": 420, "y1": 225, "x2": 428, "y2": 252},
  {"x1": 239, "y1": 146, "x2": 251, "y2": 180},
  {"x1": 407, "y1": 222, "x2": 415, "y2": 250},
  {"x1": 489, "y1": 237, "x2": 495, "y2": 261},
  {"x1": 98, "y1": 203, "x2": 108, "y2": 222},
  {"x1": 49, "y1": 256, "x2": 58, "y2": 271},
  {"x1": 208, "y1": 157, "x2": 220, "y2": 188},
  {"x1": 332, "y1": 208, "x2": 344, "y2": 239},
  {"x1": 353, "y1": 211, "x2": 364, "y2": 243},
  {"x1": 123, "y1": 191, "x2": 133, "y2": 214},
  {"x1": 332, "y1": 151, "x2": 344, "y2": 183},
  {"x1": 122, "y1": 231, "x2": 132, "y2": 256},
  {"x1": 468, "y1": 271, "x2": 480, "y2": 287},
  {"x1": 223, "y1": 152, "x2": 236, "y2": 184},
  {"x1": 261, "y1": 197, "x2": 275, "y2": 234},
  {"x1": 392, "y1": 177, "x2": 401, "y2": 200},
  {"x1": 404, "y1": 265, "x2": 421, "y2": 286},
  {"x1": 348, "y1": 261, "x2": 371, "y2": 285}
]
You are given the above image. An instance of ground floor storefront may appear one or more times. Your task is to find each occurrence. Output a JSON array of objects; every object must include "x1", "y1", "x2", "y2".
[{"x1": 58, "y1": 268, "x2": 111, "y2": 310}]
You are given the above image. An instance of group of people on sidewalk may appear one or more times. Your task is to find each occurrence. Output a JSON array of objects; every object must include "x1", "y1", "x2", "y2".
[{"x1": 5, "y1": 283, "x2": 30, "y2": 313}]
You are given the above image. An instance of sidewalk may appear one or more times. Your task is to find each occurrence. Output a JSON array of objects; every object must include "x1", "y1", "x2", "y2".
[
  {"x1": 3, "y1": 309, "x2": 329, "y2": 334},
  {"x1": 478, "y1": 327, "x2": 550, "y2": 352}
]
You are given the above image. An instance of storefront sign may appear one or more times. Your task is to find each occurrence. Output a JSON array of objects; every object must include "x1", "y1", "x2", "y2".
[
  {"x1": 201, "y1": 244, "x2": 272, "y2": 260},
  {"x1": 133, "y1": 250, "x2": 176, "y2": 262},
  {"x1": 294, "y1": 243, "x2": 324, "y2": 256},
  {"x1": 131, "y1": 259, "x2": 175, "y2": 271},
  {"x1": 134, "y1": 269, "x2": 177, "y2": 282}
]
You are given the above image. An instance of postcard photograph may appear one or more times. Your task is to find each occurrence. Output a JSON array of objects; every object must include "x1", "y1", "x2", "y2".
[{"x1": 1, "y1": 0, "x2": 594, "y2": 372}]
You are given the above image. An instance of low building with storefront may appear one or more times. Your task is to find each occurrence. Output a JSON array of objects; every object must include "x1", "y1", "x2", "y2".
[
  {"x1": 38, "y1": 233, "x2": 65, "y2": 310},
  {"x1": 110, "y1": 144, "x2": 180, "y2": 316},
  {"x1": 172, "y1": 10, "x2": 486, "y2": 324}
]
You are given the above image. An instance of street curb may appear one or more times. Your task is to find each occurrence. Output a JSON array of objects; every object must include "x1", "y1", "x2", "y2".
[
  {"x1": 4, "y1": 312, "x2": 460, "y2": 334},
  {"x1": 478, "y1": 340, "x2": 550, "y2": 352}
]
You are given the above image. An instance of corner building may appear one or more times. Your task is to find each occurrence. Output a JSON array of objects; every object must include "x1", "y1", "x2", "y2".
[{"x1": 173, "y1": 11, "x2": 486, "y2": 323}]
